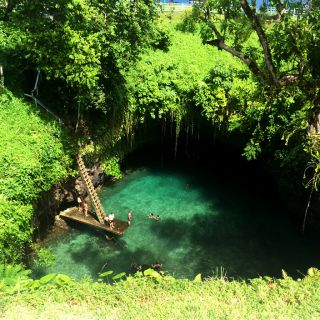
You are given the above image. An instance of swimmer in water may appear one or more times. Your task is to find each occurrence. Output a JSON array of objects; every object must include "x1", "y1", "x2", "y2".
[{"x1": 128, "y1": 211, "x2": 133, "y2": 225}]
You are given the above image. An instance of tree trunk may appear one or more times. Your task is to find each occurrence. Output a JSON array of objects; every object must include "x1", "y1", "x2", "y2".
[{"x1": 240, "y1": 0, "x2": 279, "y2": 86}]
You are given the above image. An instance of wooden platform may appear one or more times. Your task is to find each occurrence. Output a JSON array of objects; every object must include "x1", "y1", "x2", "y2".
[{"x1": 59, "y1": 207, "x2": 129, "y2": 236}]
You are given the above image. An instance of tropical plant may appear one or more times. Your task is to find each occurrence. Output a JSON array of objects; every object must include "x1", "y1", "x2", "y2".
[
  {"x1": 0, "y1": 89, "x2": 73, "y2": 263},
  {"x1": 33, "y1": 248, "x2": 56, "y2": 268}
]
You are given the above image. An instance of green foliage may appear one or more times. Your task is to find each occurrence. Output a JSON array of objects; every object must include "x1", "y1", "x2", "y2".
[
  {"x1": 0, "y1": 91, "x2": 72, "y2": 203},
  {"x1": 99, "y1": 270, "x2": 113, "y2": 278},
  {"x1": 33, "y1": 248, "x2": 56, "y2": 269},
  {"x1": 175, "y1": 12, "x2": 199, "y2": 33},
  {"x1": 29, "y1": 273, "x2": 74, "y2": 290},
  {"x1": 0, "y1": 89, "x2": 73, "y2": 263},
  {"x1": 0, "y1": 198, "x2": 33, "y2": 263},
  {"x1": 243, "y1": 140, "x2": 262, "y2": 161},
  {"x1": 193, "y1": 273, "x2": 202, "y2": 282},
  {"x1": 2, "y1": 0, "x2": 161, "y2": 115},
  {"x1": 194, "y1": 62, "x2": 254, "y2": 130},
  {"x1": 0, "y1": 264, "x2": 76, "y2": 296},
  {"x1": 125, "y1": 17, "x2": 261, "y2": 161},
  {"x1": 100, "y1": 156, "x2": 123, "y2": 180},
  {"x1": 112, "y1": 272, "x2": 126, "y2": 280},
  {"x1": 0, "y1": 21, "x2": 26, "y2": 53},
  {"x1": 80, "y1": 136, "x2": 126, "y2": 180},
  {"x1": 1, "y1": 267, "x2": 320, "y2": 319},
  {"x1": 0, "y1": 21, "x2": 28, "y2": 90},
  {"x1": 174, "y1": 2, "x2": 320, "y2": 198},
  {"x1": 269, "y1": 10, "x2": 320, "y2": 80},
  {"x1": 304, "y1": 138, "x2": 320, "y2": 191},
  {"x1": 125, "y1": 17, "x2": 243, "y2": 131},
  {"x1": 0, "y1": 264, "x2": 32, "y2": 287},
  {"x1": 53, "y1": 274, "x2": 74, "y2": 287},
  {"x1": 150, "y1": 25, "x2": 172, "y2": 51},
  {"x1": 143, "y1": 268, "x2": 161, "y2": 279}
]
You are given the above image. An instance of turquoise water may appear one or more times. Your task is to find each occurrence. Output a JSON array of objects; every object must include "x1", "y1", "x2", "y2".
[{"x1": 34, "y1": 154, "x2": 320, "y2": 280}]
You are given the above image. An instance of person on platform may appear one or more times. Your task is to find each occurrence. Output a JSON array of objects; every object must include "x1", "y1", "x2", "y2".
[
  {"x1": 104, "y1": 215, "x2": 109, "y2": 226},
  {"x1": 77, "y1": 195, "x2": 82, "y2": 211},
  {"x1": 108, "y1": 212, "x2": 115, "y2": 228},
  {"x1": 83, "y1": 200, "x2": 89, "y2": 217}
]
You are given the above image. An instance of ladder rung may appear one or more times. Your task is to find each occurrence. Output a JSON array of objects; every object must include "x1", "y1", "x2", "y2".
[{"x1": 78, "y1": 153, "x2": 106, "y2": 224}]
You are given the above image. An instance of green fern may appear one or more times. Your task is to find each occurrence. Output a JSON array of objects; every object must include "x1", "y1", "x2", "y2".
[{"x1": 0, "y1": 264, "x2": 31, "y2": 286}]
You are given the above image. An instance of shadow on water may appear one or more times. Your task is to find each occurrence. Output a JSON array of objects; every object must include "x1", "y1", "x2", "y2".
[
  {"x1": 33, "y1": 221, "x2": 160, "y2": 280},
  {"x1": 149, "y1": 215, "x2": 320, "y2": 279},
  {"x1": 120, "y1": 144, "x2": 320, "y2": 279}
]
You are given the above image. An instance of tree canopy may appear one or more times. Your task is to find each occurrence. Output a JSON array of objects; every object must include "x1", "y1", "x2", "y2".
[
  {"x1": 0, "y1": 0, "x2": 165, "y2": 120},
  {"x1": 180, "y1": 0, "x2": 320, "y2": 191},
  {"x1": 0, "y1": 89, "x2": 73, "y2": 262}
]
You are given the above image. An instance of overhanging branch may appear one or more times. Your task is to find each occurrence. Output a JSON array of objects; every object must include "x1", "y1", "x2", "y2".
[
  {"x1": 206, "y1": 39, "x2": 261, "y2": 76},
  {"x1": 206, "y1": 22, "x2": 261, "y2": 77}
]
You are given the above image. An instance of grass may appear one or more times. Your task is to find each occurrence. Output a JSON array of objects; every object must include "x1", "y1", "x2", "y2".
[{"x1": 1, "y1": 270, "x2": 320, "y2": 319}]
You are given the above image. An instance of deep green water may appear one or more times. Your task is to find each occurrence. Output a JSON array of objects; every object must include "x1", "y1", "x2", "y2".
[{"x1": 33, "y1": 149, "x2": 320, "y2": 281}]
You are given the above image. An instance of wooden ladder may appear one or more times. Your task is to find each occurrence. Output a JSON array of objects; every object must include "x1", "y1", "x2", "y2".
[{"x1": 76, "y1": 154, "x2": 106, "y2": 224}]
